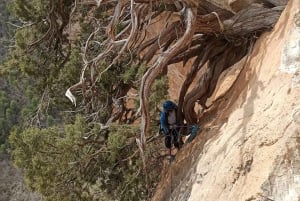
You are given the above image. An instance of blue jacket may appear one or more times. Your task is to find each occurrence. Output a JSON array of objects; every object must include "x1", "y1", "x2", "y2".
[
  {"x1": 160, "y1": 109, "x2": 178, "y2": 135},
  {"x1": 160, "y1": 101, "x2": 178, "y2": 135},
  {"x1": 160, "y1": 111, "x2": 169, "y2": 135}
]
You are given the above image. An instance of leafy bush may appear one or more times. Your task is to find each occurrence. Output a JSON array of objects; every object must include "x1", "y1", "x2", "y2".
[{"x1": 9, "y1": 116, "x2": 162, "y2": 201}]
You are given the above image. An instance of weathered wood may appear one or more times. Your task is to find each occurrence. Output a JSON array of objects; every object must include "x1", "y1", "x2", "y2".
[
  {"x1": 183, "y1": 41, "x2": 249, "y2": 123},
  {"x1": 224, "y1": 6, "x2": 284, "y2": 36},
  {"x1": 265, "y1": 0, "x2": 289, "y2": 6}
]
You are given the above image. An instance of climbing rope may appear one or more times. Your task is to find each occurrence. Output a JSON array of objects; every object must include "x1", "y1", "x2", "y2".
[
  {"x1": 169, "y1": 133, "x2": 174, "y2": 201},
  {"x1": 169, "y1": 148, "x2": 173, "y2": 201}
]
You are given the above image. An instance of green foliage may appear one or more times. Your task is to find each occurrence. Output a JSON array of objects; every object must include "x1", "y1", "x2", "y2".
[
  {"x1": 0, "y1": 90, "x2": 19, "y2": 147},
  {"x1": 0, "y1": 0, "x2": 19, "y2": 63},
  {"x1": 149, "y1": 75, "x2": 169, "y2": 112},
  {"x1": 3, "y1": 1, "x2": 168, "y2": 200},
  {"x1": 9, "y1": 116, "x2": 88, "y2": 201},
  {"x1": 1, "y1": 12, "x2": 82, "y2": 129},
  {"x1": 13, "y1": 0, "x2": 46, "y2": 22},
  {"x1": 0, "y1": 62, "x2": 39, "y2": 151},
  {"x1": 49, "y1": 47, "x2": 83, "y2": 113},
  {"x1": 9, "y1": 117, "x2": 153, "y2": 201},
  {"x1": 122, "y1": 64, "x2": 139, "y2": 85},
  {"x1": 108, "y1": 123, "x2": 138, "y2": 160},
  {"x1": 122, "y1": 63, "x2": 147, "y2": 85}
]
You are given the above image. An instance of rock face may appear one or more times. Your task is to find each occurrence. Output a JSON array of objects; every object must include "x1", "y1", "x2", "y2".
[
  {"x1": 188, "y1": 1, "x2": 300, "y2": 200},
  {"x1": 152, "y1": 0, "x2": 300, "y2": 201}
]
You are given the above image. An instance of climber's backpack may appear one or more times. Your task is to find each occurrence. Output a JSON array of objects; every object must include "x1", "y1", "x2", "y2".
[{"x1": 158, "y1": 106, "x2": 180, "y2": 135}]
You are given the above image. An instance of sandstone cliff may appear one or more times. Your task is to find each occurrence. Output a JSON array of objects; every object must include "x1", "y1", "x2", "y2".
[{"x1": 153, "y1": 0, "x2": 300, "y2": 200}]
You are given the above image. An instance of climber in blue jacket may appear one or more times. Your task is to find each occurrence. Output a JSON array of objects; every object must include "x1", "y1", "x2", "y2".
[{"x1": 160, "y1": 100, "x2": 183, "y2": 149}]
